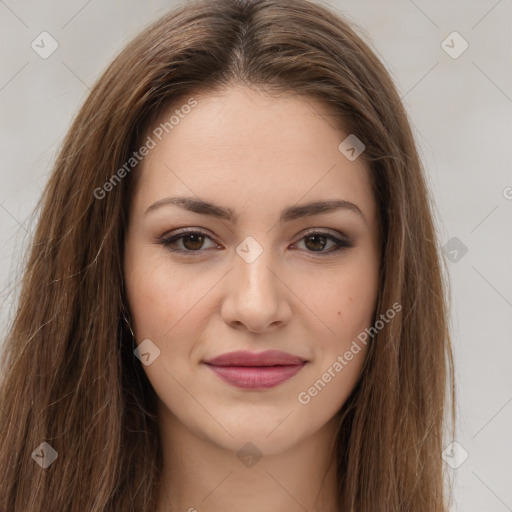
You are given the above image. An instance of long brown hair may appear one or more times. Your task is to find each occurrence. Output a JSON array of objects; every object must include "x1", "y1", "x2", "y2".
[{"x1": 0, "y1": 0, "x2": 454, "y2": 510}]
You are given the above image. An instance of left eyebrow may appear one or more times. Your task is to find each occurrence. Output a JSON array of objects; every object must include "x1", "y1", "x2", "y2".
[
  {"x1": 280, "y1": 199, "x2": 366, "y2": 224},
  {"x1": 144, "y1": 196, "x2": 367, "y2": 225}
]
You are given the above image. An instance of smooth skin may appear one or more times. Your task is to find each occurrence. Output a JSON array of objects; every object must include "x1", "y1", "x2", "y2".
[{"x1": 124, "y1": 85, "x2": 381, "y2": 512}]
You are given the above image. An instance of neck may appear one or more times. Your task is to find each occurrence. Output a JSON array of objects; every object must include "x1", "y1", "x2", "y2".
[{"x1": 155, "y1": 403, "x2": 341, "y2": 512}]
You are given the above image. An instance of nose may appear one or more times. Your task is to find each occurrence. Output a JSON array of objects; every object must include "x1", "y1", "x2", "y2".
[{"x1": 220, "y1": 246, "x2": 292, "y2": 333}]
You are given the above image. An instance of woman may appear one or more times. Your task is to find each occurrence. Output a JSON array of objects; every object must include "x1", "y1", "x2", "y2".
[{"x1": 0, "y1": 0, "x2": 454, "y2": 510}]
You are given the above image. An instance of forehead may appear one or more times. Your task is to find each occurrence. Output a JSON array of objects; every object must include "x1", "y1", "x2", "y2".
[{"x1": 133, "y1": 86, "x2": 377, "y2": 224}]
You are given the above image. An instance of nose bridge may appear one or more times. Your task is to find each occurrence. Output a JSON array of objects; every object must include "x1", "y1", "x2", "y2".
[
  {"x1": 233, "y1": 234, "x2": 277, "y2": 295},
  {"x1": 220, "y1": 234, "x2": 291, "y2": 332}
]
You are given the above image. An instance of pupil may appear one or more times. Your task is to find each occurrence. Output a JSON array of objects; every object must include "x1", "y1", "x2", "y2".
[
  {"x1": 183, "y1": 234, "x2": 204, "y2": 250},
  {"x1": 305, "y1": 235, "x2": 326, "y2": 251}
]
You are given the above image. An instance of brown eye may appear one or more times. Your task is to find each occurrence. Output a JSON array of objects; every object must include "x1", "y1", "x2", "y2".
[
  {"x1": 158, "y1": 229, "x2": 352, "y2": 256},
  {"x1": 158, "y1": 230, "x2": 218, "y2": 253},
  {"x1": 294, "y1": 231, "x2": 352, "y2": 254},
  {"x1": 181, "y1": 233, "x2": 206, "y2": 251},
  {"x1": 304, "y1": 234, "x2": 329, "y2": 251}
]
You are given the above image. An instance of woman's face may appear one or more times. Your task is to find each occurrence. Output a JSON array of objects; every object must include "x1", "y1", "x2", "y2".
[{"x1": 124, "y1": 85, "x2": 381, "y2": 455}]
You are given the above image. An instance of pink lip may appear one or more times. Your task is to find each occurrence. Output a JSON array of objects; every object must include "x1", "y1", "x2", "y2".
[{"x1": 203, "y1": 350, "x2": 307, "y2": 389}]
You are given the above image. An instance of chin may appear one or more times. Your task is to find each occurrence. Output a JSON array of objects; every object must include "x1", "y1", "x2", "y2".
[{"x1": 200, "y1": 408, "x2": 315, "y2": 457}]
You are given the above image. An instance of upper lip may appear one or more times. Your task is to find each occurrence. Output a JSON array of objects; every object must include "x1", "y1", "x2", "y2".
[{"x1": 203, "y1": 350, "x2": 307, "y2": 367}]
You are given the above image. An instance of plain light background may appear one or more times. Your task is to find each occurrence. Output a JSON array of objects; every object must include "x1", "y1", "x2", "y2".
[{"x1": 0, "y1": 1, "x2": 511, "y2": 510}]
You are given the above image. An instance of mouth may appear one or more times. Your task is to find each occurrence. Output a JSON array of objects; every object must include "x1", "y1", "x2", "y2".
[{"x1": 202, "y1": 350, "x2": 308, "y2": 389}]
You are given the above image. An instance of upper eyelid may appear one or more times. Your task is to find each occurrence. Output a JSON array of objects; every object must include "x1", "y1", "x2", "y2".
[
  {"x1": 158, "y1": 228, "x2": 351, "y2": 252},
  {"x1": 160, "y1": 227, "x2": 348, "y2": 242}
]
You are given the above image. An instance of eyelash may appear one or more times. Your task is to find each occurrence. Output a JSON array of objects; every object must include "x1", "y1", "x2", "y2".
[{"x1": 156, "y1": 228, "x2": 353, "y2": 256}]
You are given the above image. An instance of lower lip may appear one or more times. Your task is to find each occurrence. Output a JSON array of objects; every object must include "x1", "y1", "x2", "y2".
[{"x1": 205, "y1": 363, "x2": 306, "y2": 389}]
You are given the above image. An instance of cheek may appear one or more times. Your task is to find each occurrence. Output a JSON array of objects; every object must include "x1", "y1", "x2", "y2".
[
  {"x1": 124, "y1": 248, "x2": 222, "y2": 357},
  {"x1": 296, "y1": 258, "x2": 379, "y2": 347},
  {"x1": 123, "y1": 252, "x2": 214, "y2": 393},
  {"x1": 336, "y1": 271, "x2": 379, "y2": 337},
  {"x1": 294, "y1": 265, "x2": 376, "y2": 425}
]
